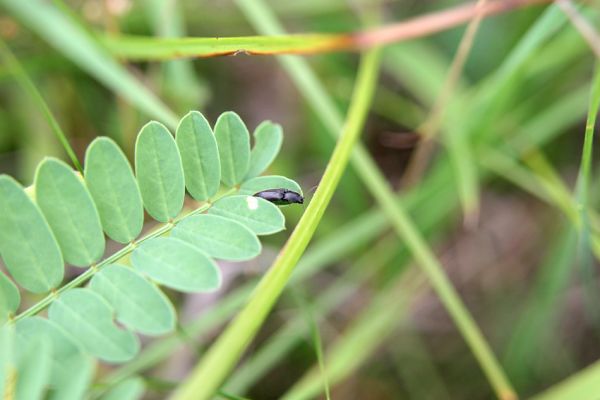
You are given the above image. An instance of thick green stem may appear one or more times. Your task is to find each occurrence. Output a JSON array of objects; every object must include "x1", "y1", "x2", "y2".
[
  {"x1": 237, "y1": 1, "x2": 516, "y2": 398},
  {"x1": 171, "y1": 48, "x2": 382, "y2": 400}
]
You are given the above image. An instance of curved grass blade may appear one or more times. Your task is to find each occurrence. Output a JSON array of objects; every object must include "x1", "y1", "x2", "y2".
[
  {"x1": 172, "y1": 214, "x2": 261, "y2": 261},
  {"x1": 131, "y1": 237, "x2": 221, "y2": 293},
  {"x1": 0, "y1": 39, "x2": 82, "y2": 172},
  {"x1": 84, "y1": 137, "x2": 144, "y2": 244},
  {"x1": 0, "y1": 175, "x2": 63, "y2": 292},
  {"x1": 48, "y1": 288, "x2": 140, "y2": 363},
  {"x1": 171, "y1": 46, "x2": 382, "y2": 400},
  {"x1": 214, "y1": 112, "x2": 250, "y2": 187},
  {"x1": 239, "y1": 175, "x2": 302, "y2": 196},
  {"x1": 208, "y1": 195, "x2": 285, "y2": 235},
  {"x1": 90, "y1": 264, "x2": 175, "y2": 336},
  {"x1": 0, "y1": 272, "x2": 19, "y2": 323},
  {"x1": 176, "y1": 111, "x2": 220, "y2": 201},
  {"x1": 35, "y1": 158, "x2": 105, "y2": 267},
  {"x1": 245, "y1": 121, "x2": 283, "y2": 179},
  {"x1": 0, "y1": 0, "x2": 178, "y2": 128},
  {"x1": 135, "y1": 121, "x2": 185, "y2": 222}
]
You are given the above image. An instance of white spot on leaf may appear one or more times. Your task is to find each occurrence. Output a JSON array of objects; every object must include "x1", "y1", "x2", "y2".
[{"x1": 246, "y1": 196, "x2": 259, "y2": 210}]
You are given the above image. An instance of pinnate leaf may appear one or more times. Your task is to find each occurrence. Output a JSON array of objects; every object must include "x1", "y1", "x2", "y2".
[
  {"x1": 84, "y1": 137, "x2": 144, "y2": 243},
  {"x1": 172, "y1": 214, "x2": 261, "y2": 261},
  {"x1": 16, "y1": 317, "x2": 94, "y2": 400},
  {"x1": 131, "y1": 237, "x2": 221, "y2": 292},
  {"x1": 48, "y1": 288, "x2": 140, "y2": 363},
  {"x1": 214, "y1": 111, "x2": 250, "y2": 187},
  {"x1": 0, "y1": 175, "x2": 63, "y2": 292},
  {"x1": 35, "y1": 158, "x2": 105, "y2": 267},
  {"x1": 135, "y1": 122, "x2": 185, "y2": 222},
  {"x1": 90, "y1": 264, "x2": 175, "y2": 336},
  {"x1": 15, "y1": 336, "x2": 51, "y2": 400},
  {"x1": 246, "y1": 121, "x2": 283, "y2": 179},
  {"x1": 208, "y1": 195, "x2": 285, "y2": 235},
  {"x1": 0, "y1": 272, "x2": 20, "y2": 323},
  {"x1": 176, "y1": 111, "x2": 220, "y2": 201}
]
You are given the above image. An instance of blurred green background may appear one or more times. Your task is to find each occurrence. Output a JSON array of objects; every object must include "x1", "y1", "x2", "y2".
[{"x1": 1, "y1": 0, "x2": 600, "y2": 399}]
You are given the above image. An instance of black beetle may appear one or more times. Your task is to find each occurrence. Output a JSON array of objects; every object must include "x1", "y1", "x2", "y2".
[{"x1": 253, "y1": 188, "x2": 304, "y2": 205}]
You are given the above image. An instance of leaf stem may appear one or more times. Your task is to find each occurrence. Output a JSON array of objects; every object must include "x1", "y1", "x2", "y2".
[{"x1": 103, "y1": 0, "x2": 550, "y2": 60}]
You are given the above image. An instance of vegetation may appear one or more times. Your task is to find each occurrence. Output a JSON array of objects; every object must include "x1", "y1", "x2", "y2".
[{"x1": 0, "y1": 0, "x2": 599, "y2": 399}]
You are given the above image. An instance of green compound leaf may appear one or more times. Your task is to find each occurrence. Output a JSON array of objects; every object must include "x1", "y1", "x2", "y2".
[
  {"x1": 0, "y1": 272, "x2": 19, "y2": 323},
  {"x1": 89, "y1": 264, "x2": 175, "y2": 336},
  {"x1": 135, "y1": 121, "x2": 185, "y2": 222},
  {"x1": 100, "y1": 376, "x2": 145, "y2": 400},
  {"x1": 0, "y1": 175, "x2": 63, "y2": 292},
  {"x1": 16, "y1": 316, "x2": 93, "y2": 400},
  {"x1": 48, "y1": 288, "x2": 140, "y2": 363},
  {"x1": 239, "y1": 175, "x2": 302, "y2": 196},
  {"x1": 35, "y1": 158, "x2": 105, "y2": 267},
  {"x1": 214, "y1": 111, "x2": 250, "y2": 187},
  {"x1": 208, "y1": 195, "x2": 285, "y2": 235},
  {"x1": 176, "y1": 111, "x2": 220, "y2": 201},
  {"x1": 131, "y1": 237, "x2": 221, "y2": 293},
  {"x1": 15, "y1": 336, "x2": 51, "y2": 400},
  {"x1": 245, "y1": 121, "x2": 283, "y2": 179},
  {"x1": 84, "y1": 137, "x2": 144, "y2": 244},
  {"x1": 172, "y1": 214, "x2": 261, "y2": 261}
]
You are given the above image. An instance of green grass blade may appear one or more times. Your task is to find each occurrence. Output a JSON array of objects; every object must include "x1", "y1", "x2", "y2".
[
  {"x1": 575, "y1": 64, "x2": 600, "y2": 211},
  {"x1": 236, "y1": 1, "x2": 515, "y2": 398},
  {"x1": 532, "y1": 359, "x2": 600, "y2": 400},
  {"x1": 291, "y1": 289, "x2": 331, "y2": 400},
  {"x1": 171, "y1": 47, "x2": 382, "y2": 400},
  {"x1": 0, "y1": 39, "x2": 82, "y2": 172},
  {"x1": 0, "y1": 0, "x2": 178, "y2": 128}
]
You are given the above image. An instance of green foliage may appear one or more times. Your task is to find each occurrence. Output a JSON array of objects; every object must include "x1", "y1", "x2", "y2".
[
  {"x1": 135, "y1": 121, "x2": 185, "y2": 222},
  {"x1": 131, "y1": 237, "x2": 221, "y2": 293},
  {"x1": 209, "y1": 195, "x2": 285, "y2": 235},
  {"x1": 0, "y1": 110, "x2": 298, "y2": 397},
  {"x1": 176, "y1": 111, "x2": 221, "y2": 201},
  {"x1": 214, "y1": 111, "x2": 251, "y2": 187},
  {"x1": 48, "y1": 288, "x2": 140, "y2": 363},
  {"x1": 0, "y1": 176, "x2": 63, "y2": 293},
  {"x1": 246, "y1": 121, "x2": 283, "y2": 179},
  {"x1": 89, "y1": 265, "x2": 176, "y2": 336},
  {"x1": 172, "y1": 215, "x2": 261, "y2": 261},
  {"x1": 0, "y1": 272, "x2": 19, "y2": 323},
  {"x1": 84, "y1": 138, "x2": 144, "y2": 244},
  {"x1": 35, "y1": 158, "x2": 105, "y2": 267},
  {"x1": 100, "y1": 377, "x2": 145, "y2": 400}
]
